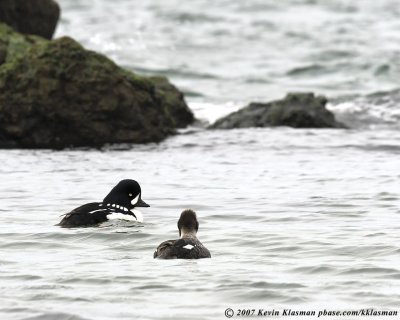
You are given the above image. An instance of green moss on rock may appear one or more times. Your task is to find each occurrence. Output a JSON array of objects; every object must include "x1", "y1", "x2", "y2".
[
  {"x1": 0, "y1": 28, "x2": 194, "y2": 148},
  {"x1": 0, "y1": 23, "x2": 43, "y2": 65}
]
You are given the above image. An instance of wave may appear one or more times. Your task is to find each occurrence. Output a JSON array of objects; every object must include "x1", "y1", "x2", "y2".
[
  {"x1": 22, "y1": 313, "x2": 91, "y2": 320},
  {"x1": 329, "y1": 89, "x2": 400, "y2": 129}
]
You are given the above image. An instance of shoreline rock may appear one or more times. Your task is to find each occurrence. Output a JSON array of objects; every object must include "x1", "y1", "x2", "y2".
[
  {"x1": 210, "y1": 93, "x2": 345, "y2": 129},
  {"x1": 0, "y1": 0, "x2": 60, "y2": 39},
  {"x1": 150, "y1": 76, "x2": 195, "y2": 128},
  {"x1": 0, "y1": 24, "x2": 194, "y2": 149}
]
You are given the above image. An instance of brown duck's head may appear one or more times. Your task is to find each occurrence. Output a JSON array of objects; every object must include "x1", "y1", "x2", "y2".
[{"x1": 178, "y1": 209, "x2": 199, "y2": 237}]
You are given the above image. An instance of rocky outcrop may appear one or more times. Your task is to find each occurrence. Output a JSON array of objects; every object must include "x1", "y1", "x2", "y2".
[
  {"x1": 150, "y1": 76, "x2": 194, "y2": 128},
  {"x1": 0, "y1": 23, "x2": 43, "y2": 65},
  {"x1": 0, "y1": 0, "x2": 60, "y2": 39},
  {"x1": 210, "y1": 93, "x2": 344, "y2": 129},
  {"x1": 0, "y1": 24, "x2": 194, "y2": 149}
]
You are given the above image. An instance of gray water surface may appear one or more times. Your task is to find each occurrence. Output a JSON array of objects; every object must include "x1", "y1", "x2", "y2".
[
  {"x1": 1, "y1": 129, "x2": 400, "y2": 319},
  {"x1": 57, "y1": 0, "x2": 400, "y2": 105}
]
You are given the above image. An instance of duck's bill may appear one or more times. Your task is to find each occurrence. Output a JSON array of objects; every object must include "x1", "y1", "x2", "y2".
[{"x1": 136, "y1": 198, "x2": 150, "y2": 207}]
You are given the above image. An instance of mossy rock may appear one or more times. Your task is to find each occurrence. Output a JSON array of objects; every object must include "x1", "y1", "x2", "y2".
[
  {"x1": 0, "y1": 27, "x2": 194, "y2": 148},
  {"x1": 0, "y1": 23, "x2": 43, "y2": 65},
  {"x1": 210, "y1": 93, "x2": 345, "y2": 129},
  {"x1": 150, "y1": 76, "x2": 195, "y2": 128}
]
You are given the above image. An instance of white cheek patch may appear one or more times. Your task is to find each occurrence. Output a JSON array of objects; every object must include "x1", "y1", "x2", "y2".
[
  {"x1": 131, "y1": 194, "x2": 140, "y2": 206},
  {"x1": 183, "y1": 244, "x2": 194, "y2": 250}
]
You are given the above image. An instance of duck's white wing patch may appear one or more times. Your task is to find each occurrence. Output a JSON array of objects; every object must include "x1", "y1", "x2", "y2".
[
  {"x1": 89, "y1": 209, "x2": 106, "y2": 214},
  {"x1": 183, "y1": 244, "x2": 194, "y2": 250}
]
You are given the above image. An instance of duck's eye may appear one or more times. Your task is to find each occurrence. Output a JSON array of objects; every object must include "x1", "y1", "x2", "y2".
[{"x1": 129, "y1": 193, "x2": 133, "y2": 197}]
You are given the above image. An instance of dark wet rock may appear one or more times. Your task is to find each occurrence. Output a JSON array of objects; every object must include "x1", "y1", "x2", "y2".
[
  {"x1": 150, "y1": 76, "x2": 195, "y2": 128},
  {"x1": 0, "y1": 26, "x2": 194, "y2": 149},
  {"x1": 210, "y1": 93, "x2": 345, "y2": 129},
  {"x1": 0, "y1": 0, "x2": 60, "y2": 39}
]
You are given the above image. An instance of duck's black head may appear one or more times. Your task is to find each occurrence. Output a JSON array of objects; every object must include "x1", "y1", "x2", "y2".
[
  {"x1": 178, "y1": 209, "x2": 199, "y2": 237},
  {"x1": 103, "y1": 179, "x2": 150, "y2": 210}
]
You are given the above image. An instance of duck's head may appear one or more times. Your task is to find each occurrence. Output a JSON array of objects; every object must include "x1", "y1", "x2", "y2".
[
  {"x1": 178, "y1": 209, "x2": 199, "y2": 238},
  {"x1": 103, "y1": 179, "x2": 150, "y2": 211}
]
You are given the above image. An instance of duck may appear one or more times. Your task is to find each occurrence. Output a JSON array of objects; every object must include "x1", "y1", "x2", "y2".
[
  {"x1": 154, "y1": 209, "x2": 211, "y2": 259},
  {"x1": 58, "y1": 179, "x2": 149, "y2": 227}
]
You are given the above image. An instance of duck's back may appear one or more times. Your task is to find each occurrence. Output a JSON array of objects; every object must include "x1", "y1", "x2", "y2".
[
  {"x1": 154, "y1": 238, "x2": 211, "y2": 259},
  {"x1": 58, "y1": 202, "x2": 109, "y2": 227}
]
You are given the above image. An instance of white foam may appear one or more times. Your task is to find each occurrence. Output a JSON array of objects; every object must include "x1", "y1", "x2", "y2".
[
  {"x1": 189, "y1": 101, "x2": 241, "y2": 124},
  {"x1": 328, "y1": 100, "x2": 400, "y2": 129}
]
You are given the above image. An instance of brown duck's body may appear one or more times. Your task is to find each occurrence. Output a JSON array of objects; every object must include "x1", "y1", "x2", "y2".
[
  {"x1": 154, "y1": 236, "x2": 211, "y2": 259},
  {"x1": 154, "y1": 209, "x2": 211, "y2": 260}
]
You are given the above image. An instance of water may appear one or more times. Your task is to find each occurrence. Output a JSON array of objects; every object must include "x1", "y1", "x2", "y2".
[{"x1": 1, "y1": 1, "x2": 400, "y2": 319}]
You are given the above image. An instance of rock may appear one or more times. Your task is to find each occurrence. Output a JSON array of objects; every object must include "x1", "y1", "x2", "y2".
[
  {"x1": 210, "y1": 93, "x2": 345, "y2": 129},
  {"x1": 0, "y1": 0, "x2": 60, "y2": 39},
  {"x1": 150, "y1": 76, "x2": 194, "y2": 128},
  {"x1": 0, "y1": 25, "x2": 194, "y2": 149},
  {"x1": 0, "y1": 23, "x2": 43, "y2": 65}
]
